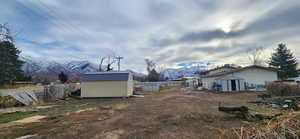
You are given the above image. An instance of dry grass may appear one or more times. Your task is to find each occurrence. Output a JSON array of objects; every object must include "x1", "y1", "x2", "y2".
[
  {"x1": 151, "y1": 86, "x2": 182, "y2": 95},
  {"x1": 219, "y1": 113, "x2": 300, "y2": 139},
  {"x1": 0, "y1": 85, "x2": 43, "y2": 90},
  {"x1": 248, "y1": 105, "x2": 284, "y2": 118},
  {"x1": 112, "y1": 103, "x2": 130, "y2": 110}
]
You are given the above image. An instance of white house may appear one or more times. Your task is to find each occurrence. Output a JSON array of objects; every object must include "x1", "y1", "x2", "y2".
[{"x1": 201, "y1": 65, "x2": 278, "y2": 92}]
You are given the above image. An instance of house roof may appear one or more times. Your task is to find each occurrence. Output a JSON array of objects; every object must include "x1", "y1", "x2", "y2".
[
  {"x1": 82, "y1": 72, "x2": 130, "y2": 82},
  {"x1": 201, "y1": 65, "x2": 277, "y2": 78},
  {"x1": 201, "y1": 64, "x2": 240, "y2": 75}
]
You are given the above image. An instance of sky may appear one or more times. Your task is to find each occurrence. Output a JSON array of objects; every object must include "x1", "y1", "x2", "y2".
[{"x1": 1, "y1": 0, "x2": 300, "y2": 72}]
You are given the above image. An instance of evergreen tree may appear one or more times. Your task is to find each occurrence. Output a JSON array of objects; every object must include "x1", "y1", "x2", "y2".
[
  {"x1": 0, "y1": 41, "x2": 24, "y2": 87},
  {"x1": 58, "y1": 72, "x2": 68, "y2": 83},
  {"x1": 269, "y1": 43, "x2": 298, "y2": 79}
]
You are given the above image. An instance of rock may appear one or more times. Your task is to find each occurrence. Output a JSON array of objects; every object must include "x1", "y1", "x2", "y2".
[
  {"x1": 93, "y1": 129, "x2": 125, "y2": 139},
  {"x1": 13, "y1": 115, "x2": 47, "y2": 123}
]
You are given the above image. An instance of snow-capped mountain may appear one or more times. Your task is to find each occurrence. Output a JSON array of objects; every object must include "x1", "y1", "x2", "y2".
[
  {"x1": 125, "y1": 69, "x2": 146, "y2": 77},
  {"x1": 21, "y1": 56, "x2": 98, "y2": 81},
  {"x1": 65, "y1": 60, "x2": 98, "y2": 75},
  {"x1": 21, "y1": 56, "x2": 204, "y2": 81},
  {"x1": 161, "y1": 66, "x2": 203, "y2": 79}
]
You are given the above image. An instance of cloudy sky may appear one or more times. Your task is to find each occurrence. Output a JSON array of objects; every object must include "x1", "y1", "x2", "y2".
[{"x1": 1, "y1": 0, "x2": 300, "y2": 72}]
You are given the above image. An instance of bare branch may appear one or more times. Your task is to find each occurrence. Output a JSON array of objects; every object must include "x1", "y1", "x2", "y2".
[
  {"x1": 145, "y1": 59, "x2": 156, "y2": 73},
  {"x1": 247, "y1": 47, "x2": 265, "y2": 66},
  {"x1": 99, "y1": 57, "x2": 106, "y2": 71}
]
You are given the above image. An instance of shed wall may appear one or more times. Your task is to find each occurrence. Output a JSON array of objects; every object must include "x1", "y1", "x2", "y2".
[{"x1": 81, "y1": 81, "x2": 129, "y2": 97}]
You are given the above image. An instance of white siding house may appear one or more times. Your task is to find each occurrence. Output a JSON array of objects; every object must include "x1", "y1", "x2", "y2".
[{"x1": 201, "y1": 65, "x2": 278, "y2": 92}]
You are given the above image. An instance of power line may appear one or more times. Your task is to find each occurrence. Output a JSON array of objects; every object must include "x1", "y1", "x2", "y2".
[
  {"x1": 14, "y1": 0, "x2": 95, "y2": 58},
  {"x1": 34, "y1": 0, "x2": 93, "y2": 40},
  {"x1": 14, "y1": 0, "x2": 71, "y2": 34},
  {"x1": 27, "y1": 2, "x2": 76, "y2": 34},
  {"x1": 116, "y1": 56, "x2": 123, "y2": 71}
]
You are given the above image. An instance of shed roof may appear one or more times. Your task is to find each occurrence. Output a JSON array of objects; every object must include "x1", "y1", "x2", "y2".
[
  {"x1": 82, "y1": 72, "x2": 130, "y2": 82},
  {"x1": 201, "y1": 65, "x2": 277, "y2": 78}
]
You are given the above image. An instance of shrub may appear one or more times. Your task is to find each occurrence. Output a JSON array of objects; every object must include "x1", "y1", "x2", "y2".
[{"x1": 267, "y1": 82, "x2": 300, "y2": 96}]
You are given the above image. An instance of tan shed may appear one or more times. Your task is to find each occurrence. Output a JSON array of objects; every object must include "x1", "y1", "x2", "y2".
[{"x1": 81, "y1": 72, "x2": 133, "y2": 98}]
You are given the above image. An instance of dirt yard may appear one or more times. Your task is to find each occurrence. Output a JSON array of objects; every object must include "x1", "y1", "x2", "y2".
[{"x1": 0, "y1": 89, "x2": 265, "y2": 139}]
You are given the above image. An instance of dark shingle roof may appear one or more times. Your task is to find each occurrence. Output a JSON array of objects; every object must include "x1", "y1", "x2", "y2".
[
  {"x1": 200, "y1": 64, "x2": 240, "y2": 75},
  {"x1": 201, "y1": 65, "x2": 277, "y2": 78},
  {"x1": 82, "y1": 72, "x2": 130, "y2": 81}
]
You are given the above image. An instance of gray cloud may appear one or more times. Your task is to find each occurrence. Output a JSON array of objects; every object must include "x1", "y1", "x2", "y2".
[
  {"x1": 178, "y1": 29, "x2": 241, "y2": 42},
  {"x1": 168, "y1": 55, "x2": 199, "y2": 63},
  {"x1": 151, "y1": 2, "x2": 300, "y2": 48},
  {"x1": 147, "y1": 1, "x2": 177, "y2": 20},
  {"x1": 151, "y1": 29, "x2": 242, "y2": 47},
  {"x1": 2, "y1": 0, "x2": 300, "y2": 72},
  {"x1": 156, "y1": 42, "x2": 266, "y2": 65},
  {"x1": 243, "y1": 3, "x2": 300, "y2": 34}
]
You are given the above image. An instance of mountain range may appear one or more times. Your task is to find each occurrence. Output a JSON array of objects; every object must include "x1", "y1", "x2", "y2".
[
  {"x1": 21, "y1": 56, "x2": 147, "y2": 81},
  {"x1": 21, "y1": 56, "x2": 202, "y2": 81}
]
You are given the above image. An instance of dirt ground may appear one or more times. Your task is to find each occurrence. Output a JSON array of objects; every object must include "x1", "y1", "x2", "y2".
[{"x1": 0, "y1": 88, "x2": 263, "y2": 139}]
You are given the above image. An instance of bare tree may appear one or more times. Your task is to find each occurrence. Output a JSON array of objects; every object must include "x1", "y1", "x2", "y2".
[
  {"x1": 106, "y1": 51, "x2": 117, "y2": 71},
  {"x1": 98, "y1": 50, "x2": 118, "y2": 72},
  {"x1": 247, "y1": 47, "x2": 265, "y2": 66},
  {"x1": 145, "y1": 59, "x2": 165, "y2": 81},
  {"x1": 145, "y1": 59, "x2": 156, "y2": 73},
  {"x1": 98, "y1": 57, "x2": 106, "y2": 71}
]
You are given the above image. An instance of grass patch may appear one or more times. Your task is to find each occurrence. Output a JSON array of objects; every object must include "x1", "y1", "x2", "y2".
[{"x1": 0, "y1": 111, "x2": 37, "y2": 124}]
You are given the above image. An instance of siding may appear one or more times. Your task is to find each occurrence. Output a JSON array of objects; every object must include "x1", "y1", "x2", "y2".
[
  {"x1": 202, "y1": 77, "x2": 218, "y2": 89},
  {"x1": 202, "y1": 67, "x2": 278, "y2": 90},
  {"x1": 81, "y1": 81, "x2": 129, "y2": 97},
  {"x1": 224, "y1": 68, "x2": 277, "y2": 85}
]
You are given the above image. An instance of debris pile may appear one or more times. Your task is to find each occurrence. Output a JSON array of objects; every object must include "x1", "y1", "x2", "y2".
[
  {"x1": 219, "y1": 114, "x2": 300, "y2": 138},
  {"x1": 0, "y1": 88, "x2": 42, "y2": 106},
  {"x1": 270, "y1": 97, "x2": 300, "y2": 110},
  {"x1": 218, "y1": 103, "x2": 282, "y2": 121},
  {"x1": 0, "y1": 96, "x2": 23, "y2": 108},
  {"x1": 250, "y1": 96, "x2": 300, "y2": 110}
]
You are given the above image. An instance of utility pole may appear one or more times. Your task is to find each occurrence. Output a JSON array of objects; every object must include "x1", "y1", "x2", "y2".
[{"x1": 116, "y1": 56, "x2": 123, "y2": 71}]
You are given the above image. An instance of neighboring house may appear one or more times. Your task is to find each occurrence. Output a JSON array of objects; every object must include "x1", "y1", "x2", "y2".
[
  {"x1": 201, "y1": 65, "x2": 278, "y2": 92},
  {"x1": 183, "y1": 77, "x2": 200, "y2": 88},
  {"x1": 81, "y1": 72, "x2": 133, "y2": 97}
]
